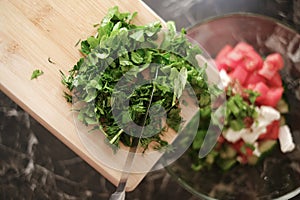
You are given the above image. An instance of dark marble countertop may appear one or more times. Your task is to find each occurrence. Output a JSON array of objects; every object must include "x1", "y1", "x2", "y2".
[
  {"x1": 0, "y1": 91, "x2": 194, "y2": 200},
  {"x1": 1, "y1": 0, "x2": 299, "y2": 199}
]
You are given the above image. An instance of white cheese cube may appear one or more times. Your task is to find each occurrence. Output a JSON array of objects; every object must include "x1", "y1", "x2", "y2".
[
  {"x1": 253, "y1": 142, "x2": 261, "y2": 157},
  {"x1": 219, "y1": 69, "x2": 231, "y2": 87},
  {"x1": 222, "y1": 128, "x2": 244, "y2": 143},
  {"x1": 242, "y1": 126, "x2": 266, "y2": 144},
  {"x1": 259, "y1": 106, "x2": 280, "y2": 123},
  {"x1": 279, "y1": 125, "x2": 295, "y2": 153}
]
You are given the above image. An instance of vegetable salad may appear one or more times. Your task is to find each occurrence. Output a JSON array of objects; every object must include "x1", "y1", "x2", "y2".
[{"x1": 190, "y1": 42, "x2": 296, "y2": 171}]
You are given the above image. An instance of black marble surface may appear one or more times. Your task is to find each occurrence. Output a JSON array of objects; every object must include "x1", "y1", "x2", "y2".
[
  {"x1": 1, "y1": 0, "x2": 300, "y2": 199},
  {"x1": 0, "y1": 92, "x2": 195, "y2": 200}
]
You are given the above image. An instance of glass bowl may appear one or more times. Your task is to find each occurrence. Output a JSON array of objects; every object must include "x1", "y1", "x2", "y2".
[{"x1": 166, "y1": 13, "x2": 300, "y2": 200}]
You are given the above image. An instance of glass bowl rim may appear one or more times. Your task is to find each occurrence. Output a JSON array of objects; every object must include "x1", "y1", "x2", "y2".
[{"x1": 186, "y1": 12, "x2": 299, "y2": 35}]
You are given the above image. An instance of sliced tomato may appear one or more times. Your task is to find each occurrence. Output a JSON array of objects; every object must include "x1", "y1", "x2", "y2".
[
  {"x1": 231, "y1": 140, "x2": 253, "y2": 160},
  {"x1": 216, "y1": 57, "x2": 236, "y2": 72},
  {"x1": 268, "y1": 72, "x2": 282, "y2": 87},
  {"x1": 243, "y1": 50, "x2": 263, "y2": 71},
  {"x1": 258, "y1": 60, "x2": 278, "y2": 80},
  {"x1": 250, "y1": 82, "x2": 269, "y2": 104},
  {"x1": 230, "y1": 139, "x2": 255, "y2": 164},
  {"x1": 232, "y1": 140, "x2": 245, "y2": 152},
  {"x1": 237, "y1": 149, "x2": 253, "y2": 164},
  {"x1": 229, "y1": 66, "x2": 248, "y2": 85},
  {"x1": 261, "y1": 87, "x2": 284, "y2": 107},
  {"x1": 265, "y1": 53, "x2": 284, "y2": 70},
  {"x1": 216, "y1": 44, "x2": 233, "y2": 62},
  {"x1": 245, "y1": 71, "x2": 266, "y2": 86},
  {"x1": 218, "y1": 135, "x2": 225, "y2": 144},
  {"x1": 227, "y1": 50, "x2": 244, "y2": 63},
  {"x1": 245, "y1": 147, "x2": 254, "y2": 156},
  {"x1": 216, "y1": 60, "x2": 228, "y2": 71},
  {"x1": 259, "y1": 120, "x2": 280, "y2": 140},
  {"x1": 247, "y1": 84, "x2": 255, "y2": 90},
  {"x1": 234, "y1": 42, "x2": 254, "y2": 53}
]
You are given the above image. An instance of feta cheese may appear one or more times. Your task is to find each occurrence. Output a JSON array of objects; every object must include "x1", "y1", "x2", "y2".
[
  {"x1": 253, "y1": 142, "x2": 261, "y2": 157},
  {"x1": 223, "y1": 106, "x2": 281, "y2": 144},
  {"x1": 259, "y1": 106, "x2": 280, "y2": 126},
  {"x1": 241, "y1": 106, "x2": 281, "y2": 144},
  {"x1": 241, "y1": 126, "x2": 266, "y2": 144},
  {"x1": 219, "y1": 69, "x2": 231, "y2": 87},
  {"x1": 222, "y1": 128, "x2": 245, "y2": 143},
  {"x1": 278, "y1": 125, "x2": 295, "y2": 153}
]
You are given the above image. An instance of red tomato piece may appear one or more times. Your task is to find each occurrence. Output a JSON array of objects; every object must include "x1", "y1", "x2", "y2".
[
  {"x1": 265, "y1": 53, "x2": 284, "y2": 70},
  {"x1": 232, "y1": 140, "x2": 245, "y2": 152},
  {"x1": 268, "y1": 72, "x2": 282, "y2": 87},
  {"x1": 218, "y1": 135, "x2": 225, "y2": 144},
  {"x1": 227, "y1": 50, "x2": 244, "y2": 63},
  {"x1": 229, "y1": 66, "x2": 249, "y2": 85},
  {"x1": 258, "y1": 60, "x2": 278, "y2": 80},
  {"x1": 243, "y1": 50, "x2": 263, "y2": 71},
  {"x1": 259, "y1": 120, "x2": 280, "y2": 140},
  {"x1": 216, "y1": 57, "x2": 238, "y2": 72},
  {"x1": 231, "y1": 139, "x2": 253, "y2": 161},
  {"x1": 246, "y1": 147, "x2": 253, "y2": 156},
  {"x1": 234, "y1": 42, "x2": 254, "y2": 53},
  {"x1": 216, "y1": 60, "x2": 229, "y2": 71},
  {"x1": 216, "y1": 44, "x2": 233, "y2": 62},
  {"x1": 247, "y1": 84, "x2": 255, "y2": 90},
  {"x1": 245, "y1": 71, "x2": 266, "y2": 86},
  {"x1": 250, "y1": 82, "x2": 269, "y2": 104},
  {"x1": 224, "y1": 58, "x2": 239, "y2": 72},
  {"x1": 270, "y1": 120, "x2": 280, "y2": 139},
  {"x1": 261, "y1": 87, "x2": 284, "y2": 107}
]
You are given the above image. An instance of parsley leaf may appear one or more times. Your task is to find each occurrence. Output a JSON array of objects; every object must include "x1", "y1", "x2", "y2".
[
  {"x1": 61, "y1": 6, "x2": 212, "y2": 152},
  {"x1": 31, "y1": 69, "x2": 44, "y2": 80}
]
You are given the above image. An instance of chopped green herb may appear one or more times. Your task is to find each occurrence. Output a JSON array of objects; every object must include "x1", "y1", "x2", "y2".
[
  {"x1": 61, "y1": 6, "x2": 213, "y2": 152},
  {"x1": 224, "y1": 86, "x2": 258, "y2": 131},
  {"x1": 31, "y1": 69, "x2": 44, "y2": 80}
]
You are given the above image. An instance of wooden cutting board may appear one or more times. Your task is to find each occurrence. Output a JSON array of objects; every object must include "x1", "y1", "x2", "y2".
[{"x1": 0, "y1": 0, "x2": 165, "y2": 191}]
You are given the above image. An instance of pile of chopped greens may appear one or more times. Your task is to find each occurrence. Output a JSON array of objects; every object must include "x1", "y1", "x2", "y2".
[{"x1": 60, "y1": 6, "x2": 214, "y2": 152}]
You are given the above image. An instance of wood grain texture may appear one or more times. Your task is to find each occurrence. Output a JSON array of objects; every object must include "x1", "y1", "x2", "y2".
[{"x1": 0, "y1": 0, "x2": 165, "y2": 191}]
